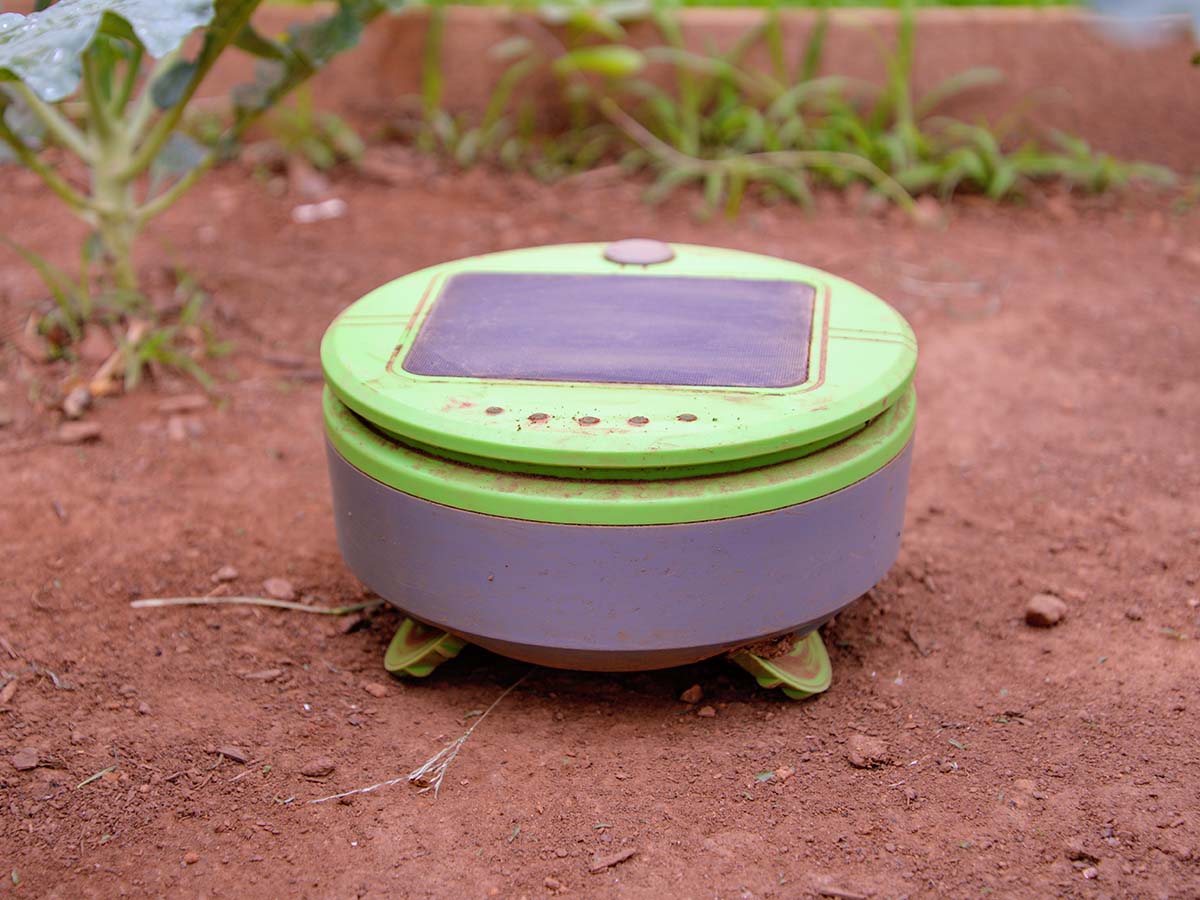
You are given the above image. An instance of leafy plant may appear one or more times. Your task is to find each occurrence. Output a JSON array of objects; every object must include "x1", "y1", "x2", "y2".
[
  {"x1": 260, "y1": 85, "x2": 365, "y2": 171},
  {"x1": 0, "y1": 0, "x2": 402, "y2": 382},
  {"x1": 410, "y1": 1, "x2": 1173, "y2": 215}
]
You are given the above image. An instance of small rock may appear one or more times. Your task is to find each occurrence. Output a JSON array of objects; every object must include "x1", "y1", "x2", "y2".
[
  {"x1": 61, "y1": 386, "x2": 91, "y2": 420},
  {"x1": 166, "y1": 416, "x2": 188, "y2": 442},
  {"x1": 680, "y1": 684, "x2": 703, "y2": 704},
  {"x1": 213, "y1": 565, "x2": 239, "y2": 583},
  {"x1": 54, "y1": 421, "x2": 102, "y2": 444},
  {"x1": 363, "y1": 682, "x2": 389, "y2": 699},
  {"x1": 544, "y1": 876, "x2": 562, "y2": 892},
  {"x1": 156, "y1": 394, "x2": 209, "y2": 415},
  {"x1": 262, "y1": 577, "x2": 295, "y2": 601},
  {"x1": 1025, "y1": 593, "x2": 1068, "y2": 628},
  {"x1": 243, "y1": 668, "x2": 283, "y2": 682},
  {"x1": 299, "y1": 758, "x2": 335, "y2": 778},
  {"x1": 118, "y1": 684, "x2": 137, "y2": 697},
  {"x1": 774, "y1": 765, "x2": 796, "y2": 782},
  {"x1": 183, "y1": 851, "x2": 200, "y2": 865},
  {"x1": 696, "y1": 705, "x2": 717, "y2": 718},
  {"x1": 70, "y1": 731, "x2": 86, "y2": 745},
  {"x1": 1082, "y1": 867, "x2": 1098, "y2": 880},
  {"x1": 10, "y1": 747, "x2": 39, "y2": 771},
  {"x1": 846, "y1": 734, "x2": 890, "y2": 769},
  {"x1": 137, "y1": 701, "x2": 152, "y2": 716},
  {"x1": 215, "y1": 746, "x2": 249, "y2": 764},
  {"x1": 1124, "y1": 606, "x2": 1144, "y2": 621}
]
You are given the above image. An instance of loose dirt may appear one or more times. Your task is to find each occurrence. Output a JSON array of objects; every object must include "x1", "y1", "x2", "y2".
[{"x1": 2, "y1": 149, "x2": 1198, "y2": 898}]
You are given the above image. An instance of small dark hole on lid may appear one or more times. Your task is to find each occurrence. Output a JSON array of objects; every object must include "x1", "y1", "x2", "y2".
[
  {"x1": 578, "y1": 416, "x2": 601, "y2": 426},
  {"x1": 528, "y1": 412, "x2": 550, "y2": 422},
  {"x1": 677, "y1": 413, "x2": 698, "y2": 422},
  {"x1": 628, "y1": 416, "x2": 650, "y2": 426},
  {"x1": 485, "y1": 406, "x2": 504, "y2": 415}
]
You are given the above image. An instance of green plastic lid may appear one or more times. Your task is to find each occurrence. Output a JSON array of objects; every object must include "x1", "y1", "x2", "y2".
[{"x1": 321, "y1": 242, "x2": 916, "y2": 475}]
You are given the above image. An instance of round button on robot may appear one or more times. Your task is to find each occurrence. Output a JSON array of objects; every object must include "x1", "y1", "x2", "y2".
[{"x1": 321, "y1": 242, "x2": 917, "y2": 698}]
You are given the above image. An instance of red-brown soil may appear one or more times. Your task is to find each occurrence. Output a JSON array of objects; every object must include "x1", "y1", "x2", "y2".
[{"x1": 2, "y1": 150, "x2": 1198, "y2": 899}]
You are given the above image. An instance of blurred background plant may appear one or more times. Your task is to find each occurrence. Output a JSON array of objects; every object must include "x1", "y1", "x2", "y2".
[
  {"x1": 0, "y1": 0, "x2": 401, "y2": 391},
  {"x1": 397, "y1": 0, "x2": 1173, "y2": 216}
]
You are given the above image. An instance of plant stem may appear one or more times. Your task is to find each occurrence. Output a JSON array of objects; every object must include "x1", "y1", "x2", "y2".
[
  {"x1": 110, "y1": 44, "x2": 146, "y2": 116},
  {"x1": 124, "y1": 47, "x2": 180, "y2": 145},
  {"x1": 11, "y1": 83, "x2": 93, "y2": 161},
  {"x1": 0, "y1": 117, "x2": 93, "y2": 218}
]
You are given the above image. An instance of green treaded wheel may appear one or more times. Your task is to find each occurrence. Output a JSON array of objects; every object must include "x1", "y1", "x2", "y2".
[
  {"x1": 729, "y1": 630, "x2": 833, "y2": 700},
  {"x1": 384, "y1": 617, "x2": 468, "y2": 677}
]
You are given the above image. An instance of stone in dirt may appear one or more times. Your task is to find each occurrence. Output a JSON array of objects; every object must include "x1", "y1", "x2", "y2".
[
  {"x1": 215, "y1": 746, "x2": 249, "y2": 764},
  {"x1": 363, "y1": 682, "x2": 389, "y2": 699},
  {"x1": 300, "y1": 758, "x2": 335, "y2": 778},
  {"x1": 1025, "y1": 593, "x2": 1068, "y2": 627},
  {"x1": 61, "y1": 386, "x2": 91, "y2": 420},
  {"x1": 696, "y1": 705, "x2": 717, "y2": 718},
  {"x1": 183, "y1": 851, "x2": 200, "y2": 865},
  {"x1": 213, "y1": 565, "x2": 239, "y2": 583},
  {"x1": 10, "y1": 747, "x2": 39, "y2": 771},
  {"x1": 262, "y1": 578, "x2": 296, "y2": 601},
  {"x1": 54, "y1": 421, "x2": 102, "y2": 444},
  {"x1": 680, "y1": 684, "x2": 703, "y2": 704},
  {"x1": 846, "y1": 734, "x2": 890, "y2": 769},
  {"x1": 543, "y1": 876, "x2": 562, "y2": 892},
  {"x1": 1124, "y1": 606, "x2": 1144, "y2": 621}
]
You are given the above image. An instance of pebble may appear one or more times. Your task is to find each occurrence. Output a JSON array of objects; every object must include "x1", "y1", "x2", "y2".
[
  {"x1": 137, "y1": 701, "x2": 152, "y2": 716},
  {"x1": 680, "y1": 684, "x2": 703, "y2": 704},
  {"x1": 166, "y1": 416, "x2": 188, "y2": 442},
  {"x1": 774, "y1": 765, "x2": 796, "y2": 782},
  {"x1": 213, "y1": 565, "x2": 239, "y2": 583},
  {"x1": 61, "y1": 386, "x2": 92, "y2": 420},
  {"x1": 1124, "y1": 606, "x2": 1144, "y2": 621},
  {"x1": 54, "y1": 421, "x2": 102, "y2": 444},
  {"x1": 10, "y1": 747, "x2": 39, "y2": 771},
  {"x1": 696, "y1": 705, "x2": 717, "y2": 718},
  {"x1": 363, "y1": 682, "x2": 389, "y2": 699},
  {"x1": 262, "y1": 577, "x2": 296, "y2": 601},
  {"x1": 183, "y1": 851, "x2": 200, "y2": 865},
  {"x1": 1025, "y1": 593, "x2": 1068, "y2": 627},
  {"x1": 300, "y1": 758, "x2": 336, "y2": 778},
  {"x1": 1082, "y1": 867, "x2": 1098, "y2": 880},
  {"x1": 846, "y1": 734, "x2": 890, "y2": 769},
  {"x1": 543, "y1": 876, "x2": 562, "y2": 892}
]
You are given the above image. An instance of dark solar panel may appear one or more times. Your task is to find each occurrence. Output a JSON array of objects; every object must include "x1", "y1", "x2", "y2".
[{"x1": 402, "y1": 272, "x2": 815, "y2": 388}]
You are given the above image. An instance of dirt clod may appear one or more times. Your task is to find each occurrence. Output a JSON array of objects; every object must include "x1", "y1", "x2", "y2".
[
  {"x1": 680, "y1": 684, "x2": 703, "y2": 704},
  {"x1": 846, "y1": 734, "x2": 890, "y2": 769},
  {"x1": 363, "y1": 682, "x2": 389, "y2": 699},
  {"x1": 183, "y1": 851, "x2": 200, "y2": 865},
  {"x1": 54, "y1": 421, "x2": 102, "y2": 444},
  {"x1": 1125, "y1": 606, "x2": 1144, "y2": 621},
  {"x1": 10, "y1": 747, "x2": 38, "y2": 771},
  {"x1": 696, "y1": 705, "x2": 717, "y2": 718},
  {"x1": 262, "y1": 577, "x2": 296, "y2": 601},
  {"x1": 137, "y1": 701, "x2": 152, "y2": 716},
  {"x1": 1025, "y1": 593, "x2": 1068, "y2": 627},
  {"x1": 543, "y1": 876, "x2": 562, "y2": 892},
  {"x1": 300, "y1": 758, "x2": 336, "y2": 778}
]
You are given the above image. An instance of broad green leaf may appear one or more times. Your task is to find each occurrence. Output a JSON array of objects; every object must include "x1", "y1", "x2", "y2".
[
  {"x1": 151, "y1": 59, "x2": 197, "y2": 109},
  {"x1": 0, "y1": 0, "x2": 214, "y2": 102},
  {"x1": 0, "y1": 86, "x2": 45, "y2": 162},
  {"x1": 148, "y1": 130, "x2": 207, "y2": 196},
  {"x1": 553, "y1": 45, "x2": 643, "y2": 79}
]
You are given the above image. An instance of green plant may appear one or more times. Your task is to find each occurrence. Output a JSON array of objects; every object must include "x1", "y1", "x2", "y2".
[
  {"x1": 0, "y1": 0, "x2": 402, "y2": 380},
  {"x1": 411, "y1": 2, "x2": 1173, "y2": 215},
  {"x1": 260, "y1": 85, "x2": 365, "y2": 170}
]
